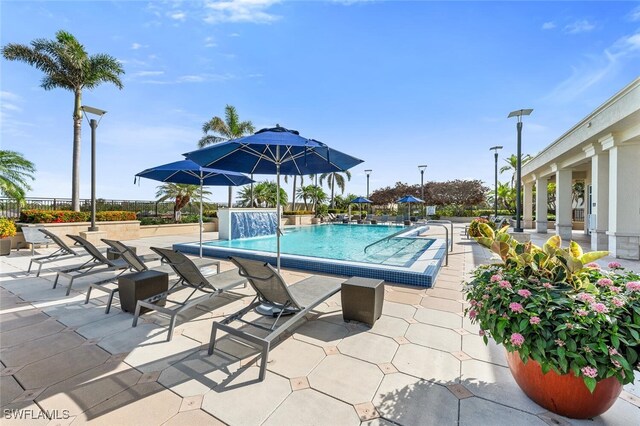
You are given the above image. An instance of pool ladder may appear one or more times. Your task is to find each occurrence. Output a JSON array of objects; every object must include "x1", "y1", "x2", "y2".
[{"x1": 363, "y1": 225, "x2": 422, "y2": 254}]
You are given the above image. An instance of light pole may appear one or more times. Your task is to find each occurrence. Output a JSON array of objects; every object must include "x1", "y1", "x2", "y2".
[
  {"x1": 418, "y1": 164, "x2": 427, "y2": 218},
  {"x1": 489, "y1": 146, "x2": 503, "y2": 218},
  {"x1": 508, "y1": 108, "x2": 533, "y2": 233},
  {"x1": 364, "y1": 169, "x2": 372, "y2": 213},
  {"x1": 80, "y1": 105, "x2": 107, "y2": 232}
]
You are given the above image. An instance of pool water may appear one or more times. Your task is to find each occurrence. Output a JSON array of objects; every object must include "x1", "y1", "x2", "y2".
[{"x1": 204, "y1": 224, "x2": 434, "y2": 267}]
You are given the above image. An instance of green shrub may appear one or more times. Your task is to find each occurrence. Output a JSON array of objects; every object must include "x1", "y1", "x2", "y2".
[
  {"x1": 283, "y1": 210, "x2": 314, "y2": 216},
  {"x1": 468, "y1": 217, "x2": 496, "y2": 238},
  {"x1": 202, "y1": 209, "x2": 218, "y2": 218},
  {"x1": 95, "y1": 211, "x2": 137, "y2": 221},
  {"x1": 20, "y1": 209, "x2": 136, "y2": 223},
  {"x1": 0, "y1": 218, "x2": 17, "y2": 238}
]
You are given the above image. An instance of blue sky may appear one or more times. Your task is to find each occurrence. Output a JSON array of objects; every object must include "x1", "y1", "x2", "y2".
[{"x1": 2, "y1": 1, "x2": 640, "y2": 204}]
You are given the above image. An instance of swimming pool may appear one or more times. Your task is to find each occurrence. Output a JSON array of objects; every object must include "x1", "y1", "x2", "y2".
[{"x1": 173, "y1": 223, "x2": 447, "y2": 287}]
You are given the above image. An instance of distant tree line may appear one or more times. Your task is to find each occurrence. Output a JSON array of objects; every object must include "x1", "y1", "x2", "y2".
[{"x1": 369, "y1": 180, "x2": 488, "y2": 208}]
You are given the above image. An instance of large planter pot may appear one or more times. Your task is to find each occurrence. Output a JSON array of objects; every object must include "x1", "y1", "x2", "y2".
[
  {"x1": 506, "y1": 351, "x2": 622, "y2": 419},
  {"x1": 0, "y1": 238, "x2": 12, "y2": 256}
]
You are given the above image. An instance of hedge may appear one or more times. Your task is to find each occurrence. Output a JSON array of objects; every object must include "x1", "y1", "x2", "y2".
[
  {"x1": 19, "y1": 209, "x2": 136, "y2": 223},
  {"x1": 283, "y1": 210, "x2": 315, "y2": 216}
]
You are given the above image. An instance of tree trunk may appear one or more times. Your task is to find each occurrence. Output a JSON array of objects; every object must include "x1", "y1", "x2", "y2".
[
  {"x1": 291, "y1": 176, "x2": 297, "y2": 211},
  {"x1": 72, "y1": 89, "x2": 83, "y2": 211},
  {"x1": 228, "y1": 186, "x2": 233, "y2": 208},
  {"x1": 330, "y1": 177, "x2": 335, "y2": 208}
]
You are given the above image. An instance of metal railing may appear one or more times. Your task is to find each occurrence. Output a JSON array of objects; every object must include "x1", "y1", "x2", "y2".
[
  {"x1": 364, "y1": 224, "x2": 422, "y2": 254},
  {"x1": 0, "y1": 197, "x2": 218, "y2": 219}
]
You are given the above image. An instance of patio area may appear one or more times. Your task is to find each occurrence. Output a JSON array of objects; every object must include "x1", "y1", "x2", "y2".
[{"x1": 0, "y1": 224, "x2": 638, "y2": 425}]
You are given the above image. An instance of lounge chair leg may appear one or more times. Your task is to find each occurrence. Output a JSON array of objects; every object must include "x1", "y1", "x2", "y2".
[
  {"x1": 65, "y1": 278, "x2": 74, "y2": 296},
  {"x1": 36, "y1": 263, "x2": 43, "y2": 277},
  {"x1": 259, "y1": 341, "x2": 270, "y2": 381},
  {"x1": 208, "y1": 324, "x2": 219, "y2": 355},
  {"x1": 167, "y1": 315, "x2": 177, "y2": 342},
  {"x1": 85, "y1": 286, "x2": 92, "y2": 305},
  {"x1": 105, "y1": 290, "x2": 116, "y2": 314},
  {"x1": 27, "y1": 260, "x2": 33, "y2": 274},
  {"x1": 53, "y1": 274, "x2": 60, "y2": 289},
  {"x1": 132, "y1": 303, "x2": 141, "y2": 328}
]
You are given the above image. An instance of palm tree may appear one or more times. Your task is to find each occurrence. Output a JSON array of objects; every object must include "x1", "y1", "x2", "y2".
[
  {"x1": 496, "y1": 182, "x2": 516, "y2": 213},
  {"x1": 2, "y1": 30, "x2": 124, "y2": 211},
  {"x1": 197, "y1": 105, "x2": 255, "y2": 207},
  {"x1": 155, "y1": 183, "x2": 210, "y2": 222},
  {"x1": 0, "y1": 150, "x2": 36, "y2": 203},
  {"x1": 499, "y1": 154, "x2": 532, "y2": 187},
  {"x1": 284, "y1": 175, "x2": 304, "y2": 211},
  {"x1": 319, "y1": 171, "x2": 351, "y2": 208}
]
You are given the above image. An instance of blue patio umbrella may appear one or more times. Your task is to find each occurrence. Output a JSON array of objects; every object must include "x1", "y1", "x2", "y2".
[
  {"x1": 135, "y1": 160, "x2": 254, "y2": 257},
  {"x1": 397, "y1": 195, "x2": 424, "y2": 221},
  {"x1": 351, "y1": 196, "x2": 372, "y2": 218},
  {"x1": 184, "y1": 125, "x2": 364, "y2": 270}
]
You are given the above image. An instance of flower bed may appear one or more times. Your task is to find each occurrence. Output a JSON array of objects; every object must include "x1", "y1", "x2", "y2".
[{"x1": 19, "y1": 209, "x2": 136, "y2": 223}]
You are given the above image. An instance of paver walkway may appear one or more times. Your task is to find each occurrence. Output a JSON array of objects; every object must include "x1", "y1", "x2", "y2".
[{"x1": 0, "y1": 225, "x2": 638, "y2": 425}]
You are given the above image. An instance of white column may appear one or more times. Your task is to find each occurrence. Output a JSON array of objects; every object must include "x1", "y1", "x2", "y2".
[
  {"x1": 523, "y1": 181, "x2": 534, "y2": 229},
  {"x1": 555, "y1": 169, "x2": 573, "y2": 240},
  {"x1": 606, "y1": 140, "x2": 640, "y2": 259},
  {"x1": 590, "y1": 152, "x2": 609, "y2": 250},
  {"x1": 535, "y1": 177, "x2": 548, "y2": 233}
]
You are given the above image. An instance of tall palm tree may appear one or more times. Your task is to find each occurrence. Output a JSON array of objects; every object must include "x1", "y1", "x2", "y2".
[
  {"x1": 2, "y1": 30, "x2": 124, "y2": 211},
  {"x1": 499, "y1": 154, "x2": 532, "y2": 187},
  {"x1": 319, "y1": 171, "x2": 351, "y2": 208},
  {"x1": 284, "y1": 175, "x2": 304, "y2": 211},
  {"x1": 198, "y1": 105, "x2": 255, "y2": 208},
  {"x1": 155, "y1": 183, "x2": 210, "y2": 222},
  {"x1": 0, "y1": 150, "x2": 36, "y2": 203}
]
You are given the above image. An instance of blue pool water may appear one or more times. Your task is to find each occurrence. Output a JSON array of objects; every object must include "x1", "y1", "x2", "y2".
[{"x1": 204, "y1": 224, "x2": 434, "y2": 267}]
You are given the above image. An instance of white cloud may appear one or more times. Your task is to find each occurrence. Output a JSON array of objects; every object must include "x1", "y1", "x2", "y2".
[
  {"x1": 204, "y1": 36, "x2": 217, "y2": 48},
  {"x1": 544, "y1": 30, "x2": 640, "y2": 102},
  {"x1": 1, "y1": 91, "x2": 23, "y2": 113},
  {"x1": 564, "y1": 19, "x2": 595, "y2": 34},
  {"x1": 628, "y1": 6, "x2": 640, "y2": 22},
  {"x1": 203, "y1": 0, "x2": 281, "y2": 24},
  {"x1": 541, "y1": 21, "x2": 556, "y2": 30},
  {"x1": 169, "y1": 11, "x2": 187, "y2": 21},
  {"x1": 176, "y1": 73, "x2": 236, "y2": 83},
  {"x1": 131, "y1": 70, "x2": 165, "y2": 77},
  {"x1": 229, "y1": 32, "x2": 241, "y2": 37}
]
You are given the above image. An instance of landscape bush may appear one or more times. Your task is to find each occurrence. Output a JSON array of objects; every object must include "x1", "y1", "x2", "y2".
[{"x1": 20, "y1": 209, "x2": 136, "y2": 223}]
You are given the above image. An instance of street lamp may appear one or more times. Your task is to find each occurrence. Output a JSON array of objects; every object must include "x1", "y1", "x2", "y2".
[
  {"x1": 80, "y1": 105, "x2": 107, "y2": 232},
  {"x1": 418, "y1": 164, "x2": 427, "y2": 218},
  {"x1": 508, "y1": 108, "x2": 533, "y2": 233},
  {"x1": 489, "y1": 146, "x2": 503, "y2": 218},
  {"x1": 364, "y1": 169, "x2": 372, "y2": 214}
]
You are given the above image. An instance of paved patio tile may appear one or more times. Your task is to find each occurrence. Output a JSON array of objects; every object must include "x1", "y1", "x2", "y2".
[
  {"x1": 158, "y1": 350, "x2": 240, "y2": 397},
  {"x1": 0, "y1": 375, "x2": 23, "y2": 407},
  {"x1": 381, "y1": 301, "x2": 416, "y2": 319},
  {"x1": 162, "y1": 409, "x2": 225, "y2": 426},
  {"x1": 72, "y1": 381, "x2": 181, "y2": 425},
  {"x1": 75, "y1": 312, "x2": 138, "y2": 340},
  {"x1": 15, "y1": 343, "x2": 110, "y2": 390},
  {"x1": 368, "y1": 315, "x2": 409, "y2": 338},
  {"x1": 388, "y1": 284, "x2": 426, "y2": 295},
  {"x1": 461, "y1": 359, "x2": 546, "y2": 414},
  {"x1": 338, "y1": 332, "x2": 399, "y2": 364},
  {"x1": 293, "y1": 318, "x2": 350, "y2": 347},
  {"x1": 425, "y1": 287, "x2": 463, "y2": 300},
  {"x1": 201, "y1": 366, "x2": 291, "y2": 426},
  {"x1": 413, "y1": 308, "x2": 463, "y2": 328},
  {"x1": 384, "y1": 290, "x2": 423, "y2": 305},
  {"x1": 1, "y1": 330, "x2": 85, "y2": 367},
  {"x1": 459, "y1": 397, "x2": 548, "y2": 425},
  {"x1": 373, "y1": 372, "x2": 459, "y2": 425},
  {"x1": 462, "y1": 334, "x2": 508, "y2": 367},
  {"x1": 392, "y1": 344, "x2": 461, "y2": 383},
  {"x1": 405, "y1": 323, "x2": 462, "y2": 353},
  {"x1": 265, "y1": 338, "x2": 325, "y2": 378},
  {"x1": 308, "y1": 354, "x2": 383, "y2": 405},
  {"x1": 420, "y1": 296, "x2": 464, "y2": 313},
  {"x1": 263, "y1": 388, "x2": 360, "y2": 426},
  {"x1": 0, "y1": 309, "x2": 49, "y2": 333},
  {"x1": 97, "y1": 323, "x2": 166, "y2": 354},
  {"x1": 43, "y1": 304, "x2": 120, "y2": 328},
  {"x1": 0, "y1": 318, "x2": 65, "y2": 348},
  {"x1": 124, "y1": 335, "x2": 201, "y2": 373},
  {"x1": 35, "y1": 361, "x2": 141, "y2": 417}
]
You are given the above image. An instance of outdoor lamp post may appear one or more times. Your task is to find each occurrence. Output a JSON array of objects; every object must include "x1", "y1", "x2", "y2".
[
  {"x1": 489, "y1": 146, "x2": 503, "y2": 218},
  {"x1": 418, "y1": 164, "x2": 427, "y2": 217},
  {"x1": 80, "y1": 105, "x2": 107, "y2": 232},
  {"x1": 364, "y1": 169, "x2": 372, "y2": 213},
  {"x1": 508, "y1": 108, "x2": 533, "y2": 233}
]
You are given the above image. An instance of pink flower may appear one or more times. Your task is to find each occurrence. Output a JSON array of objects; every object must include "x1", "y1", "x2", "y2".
[
  {"x1": 612, "y1": 298, "x2": 624, "y2": 308},
  {"x1": 555, "y1": 339, "x2": 565, "y2": 347},
  {"x1": 581, "y1": 366, "x2": 598, "y2": 378},
  {"x1": 608, "y1": 262, "x2": 622, "y2": 269},
  {"x1": 585, "y1": 262, "x2": 600, "y2": 269},
  {"x1": 518, "y1": 289, "x2": 532, "y2": 298},
  {"x1": 490, "y1": 274, "x2": 502, "y2": 282},
  {"x1": 626, "y1": 281, "x2": 640, "y2": 292},
  {"x1": 590, "y1": 303, "x2": 609, "y2": 314},
  {"x1": 488, "y1": 308, "x2": 497, "y2": 314},
  {"x1": 479, "y1": 330, "x2": 485, "y2": 336},
  {"x1": 597, "y1": 278, "x2": 613, "y2": 287},
  {"x1": 509, "y1": 302, "x2": 524, "y2": 313},
  {"x1": 577, "y1": 293, "x2": 595, "y2": 304},
  {"x1": 510, "y1": 333, "x2": 525, "y2": 347},
  {"x1": 611, "y1": 286, "x2": 622, "y2": 294},
  {"x1": 608, "y1": 347, "x2": 618, "y2": 356},
  {"x1": 613, "y1": 360, "x2": 622, "y2": 368},
  {"x1": 499, "y1": 280, "x2": 512, "y2": 289},
  {"x1": 468, "y1": 310, "x2": 477, "y2": 319},
  {"x1": 469, "y1": 300, "x2": 478, "y2": 306},
  {"x1": 529, "y1": 316, "x2": 541, "y2": 324},
  {"x1": 576, "y1": 309, "x2": 589, "y2": 317},
  {"x1": 542, "y1": 283, "x2": 553, "y2": 289}
]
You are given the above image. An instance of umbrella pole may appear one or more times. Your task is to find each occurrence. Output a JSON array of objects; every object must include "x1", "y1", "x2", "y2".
[
  {"x1": 276, "y1": 146, "x2": 281, "y2": 271},
  {"x1": 199, "y1": 178, "x2": 203, "y2": 258}
]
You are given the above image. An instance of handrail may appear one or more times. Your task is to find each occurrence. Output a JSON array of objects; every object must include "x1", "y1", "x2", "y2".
[
  {"x1": 425, "y1": 220, "x2": 454, "y2": 252},
  {"x1": 422, "y1": 223, "x2": 449, "y2": 266},
  {"x1": 364, "y1": 224, "x2": 422, "y2": 254}
]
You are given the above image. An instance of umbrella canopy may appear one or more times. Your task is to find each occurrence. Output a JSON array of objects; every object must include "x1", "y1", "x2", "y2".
[
  {"x1": 184, "y1": 126, "x2": 364, "y2": 270},
  {"x1": 135, "y1": 160, "x2": 254, "y2": 257},
  {"x1": 397, "y1": 195, "x2": 424, "y2": 222},
  {"x1": 351, "y1": 197, "x2": 372, "y2": 220}
]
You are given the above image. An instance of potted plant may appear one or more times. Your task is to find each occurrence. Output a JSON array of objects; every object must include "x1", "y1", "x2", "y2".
[
  {"x1": 312, "y1": 204, "x2": 328, "y2": 224},
  {"x1": 465, "y1": 224, "x2": 640, "y2": 419},
  {"x1": 0, "y1": 218, "x2": 17, "y2": 256}
]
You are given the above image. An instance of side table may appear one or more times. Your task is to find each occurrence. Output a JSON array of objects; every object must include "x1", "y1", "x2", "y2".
[{"x1": 341, "y1": 277, "x2": 385, "y2": 326}]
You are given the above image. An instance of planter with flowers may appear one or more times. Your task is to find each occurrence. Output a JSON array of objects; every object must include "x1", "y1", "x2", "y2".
[
  {"x1": 0, "y1": 218, "x2": 17, "y2": 256},
  {"x1": 465, "y1": 224, "x2": 640, "y2": 419}
]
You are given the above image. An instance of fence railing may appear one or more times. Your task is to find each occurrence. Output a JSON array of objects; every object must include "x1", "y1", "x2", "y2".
[{"x1": 0, "y1": 198, "x2": 220, "y2": 219}]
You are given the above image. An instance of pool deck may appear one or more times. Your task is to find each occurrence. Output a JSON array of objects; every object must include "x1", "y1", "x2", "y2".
[{"x1": 0, "y1": 224, "x2": 638, "y2": 425}]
